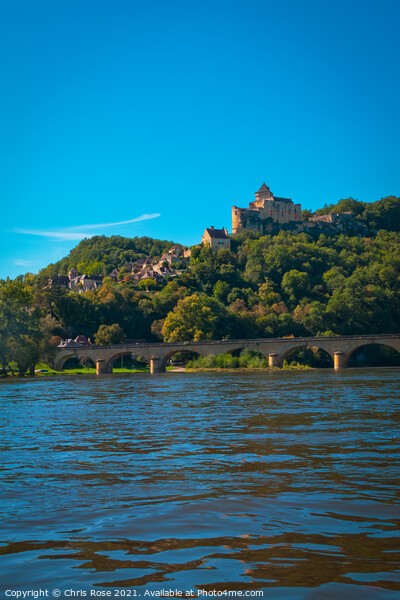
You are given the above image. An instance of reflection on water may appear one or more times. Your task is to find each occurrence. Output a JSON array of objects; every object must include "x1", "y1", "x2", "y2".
[{"x1": 0, "y1": 369, "x2": 399, "y2": 598}]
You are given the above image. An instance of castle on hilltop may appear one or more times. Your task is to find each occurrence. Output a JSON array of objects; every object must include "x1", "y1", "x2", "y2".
[
  {"x1": 232, "y1": 183, "x2": 302, "y2": 234},
  {"x1": 232, "y1": 182, "x2": 364, "y2": 236}
]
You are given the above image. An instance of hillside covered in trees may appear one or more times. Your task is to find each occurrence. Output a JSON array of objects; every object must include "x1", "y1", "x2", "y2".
[
  {"x1": 1, "y1": 195, "x2": 400, "y2": 374},
  {"x1": 38, "y1": 235, "x2": 175, "y2": 279}
]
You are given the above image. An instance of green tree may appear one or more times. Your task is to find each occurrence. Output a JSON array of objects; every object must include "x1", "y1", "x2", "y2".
[
  {"x1": 213, "y1": 280, "x2": 230, "y2": 303},
  {"x1": 137, "y1": 278, "x2": 160, "y2": 291},
  {"x1": 95, "y1": 323, "x2": 126, "y2": 345},
  {"x1": 9, "y1": 335, "x2": 41, "y2": 376},
  {"x1": 362, "y1": 196, "x2": 400, "y2": 232},
  {"x1": 301, "y1": 209, "x2": 313, "y2": 221},
  {"x1": 322, "y1": 266, "x2": 347, "y2": 293},
  {"x1": 0, "y1": 278, "x2": 55, "y2": 375},
  {"x1": 281, "y1": 270, "x2": 310, "y2": 303},
  {"x1": 162, "y1": 294, "x2": 229, "y2": 341}
]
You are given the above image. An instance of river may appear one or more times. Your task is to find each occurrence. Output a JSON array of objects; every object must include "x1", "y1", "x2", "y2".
[{"x1": 0, "y1": 369, "x2": 399, "y2": 599}]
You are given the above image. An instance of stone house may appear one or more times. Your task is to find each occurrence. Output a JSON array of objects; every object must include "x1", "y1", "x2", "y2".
[
  {"x1": 168, "y1": 244, "x2": 184, "y2": 257},
  {"x1": 133, "y1": 257, "x2": 154, "y2": 272},
  {"x1": 201, "y1": 226, "x2": 231, "y2": 251},
  {"x1": 152, "y1": 264, "x2": 177, "y2": 277},
  {"x1": 137, "y1": 267, "x2": 165, "y2": 284},
  {"x1": 159, "y1": 252, "x2": 179, "y2": 266},
  {"x1": 47, "y1": 269, "x2": 103, "y2": 291},
  {"x1": 69, "y1": 274, "x2": 103, "y2": 292}
]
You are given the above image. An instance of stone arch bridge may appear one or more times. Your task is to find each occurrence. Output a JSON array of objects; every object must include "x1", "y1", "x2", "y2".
[{"x1": 53, "y1": 334, "x2": 400, "y2": 374}]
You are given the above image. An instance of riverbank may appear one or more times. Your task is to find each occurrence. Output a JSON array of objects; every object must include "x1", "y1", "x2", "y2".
[
  {"x1": 186, "y1": 363, "x2": 312, "y2": 372},
  {"x1": 0, "y1": 364, "x2": 190, "y2": 377},
  {"x1": 0, "y1": 364, "x2": 149, "y2": 377}
]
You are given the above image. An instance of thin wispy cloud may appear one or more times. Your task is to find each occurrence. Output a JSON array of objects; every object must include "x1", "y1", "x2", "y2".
[
  {"x1": 11, "y1": 213, "x2": 161, "y2": 241},
  {"x1": 14, "y1": 259, "x2": 38, "y2": 267},
  {"x1": 73, "y1": 213, "x2": 161, "y2": 230},
  {"x1": 13, "y1": 229, "x2": 96, "y2": 241}
]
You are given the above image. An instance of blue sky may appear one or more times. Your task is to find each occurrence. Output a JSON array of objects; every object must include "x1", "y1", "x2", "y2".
[{"x1": 1, "y1": 0, "x2": 399, "y2": 278}]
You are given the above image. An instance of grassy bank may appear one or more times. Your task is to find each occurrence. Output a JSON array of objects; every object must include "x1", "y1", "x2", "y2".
[
  {"x1": 186, "y1": 361, "x2": 312, "y2": 372},
  {"x1": 0, "y1": 362, "x2": 150, "y2": 377},
  {"x1": 186, "y1": 350, "x2": 313, "y2": 370}
]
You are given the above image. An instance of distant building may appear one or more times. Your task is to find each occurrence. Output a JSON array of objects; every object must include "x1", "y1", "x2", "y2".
[
  {"x1": 108, "y1": 268, "x2": 120, "y2": 281},
  {"x1": 47, "y1": 275, "x2": 70, "y2": 288},
  {"x1": 68, "y1": 268, "x2": 78, "y2": 279},
  {"x1": 168, "y1": 244, "x2": 184, "y2": 257},
  {"x1": 47, "y1": 269, "x2": 103, "y2": 292},
  {"x1": 137, "y1": 267, "x2": 165, "y2": 284},
  {"x1": 310, "y1": 212, "x2": 353, "y2": 224},
  {"x1": 74, "y1": 335, "x2": 92, "y2": 346},
  {"x1": 201, "y1": 226, "x2": 231, "y2": 251},
  {"x1": 232, "y1": 182, "x2": 302, "y2": 234},
  {"x1": 58, "y1": 339, "x2": 84, "y2": 348},
  {"x1": 153, "y1": 264, "x2": 177, "y2": 278},
  {"x1": 69, "y1": 274, "x2": 103, "y2": 292},
  {"x1": 159, "y1": 252, "x2": 179, "y2": 266}
]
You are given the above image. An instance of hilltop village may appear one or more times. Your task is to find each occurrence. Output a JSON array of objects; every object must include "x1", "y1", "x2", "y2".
[
  {"x1": 47, "y1": 244, "x2": 191, "y2": 292},
  {"x1": 46, "y1": 182, "x2": 368, "y2": 293}
]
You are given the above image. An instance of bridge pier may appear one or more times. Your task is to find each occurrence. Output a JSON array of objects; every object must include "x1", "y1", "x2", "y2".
[
  {"x1": 268, "y1": 353, "x2": 278, "y2": 368},
  {"x1": 150, "y1": 357, "x2": 164, "y2": 374},
  {"x1": 333, "y1": 352, "x2": 345, "y2": 370},
  {"x1": 96, "y1": 359, "x2": 107, "y2": 375}
]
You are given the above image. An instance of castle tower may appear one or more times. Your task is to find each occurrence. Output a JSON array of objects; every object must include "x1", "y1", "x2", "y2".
[
  {"x1": 252, "y1": 182, "x2": 274, "y2": 208},
  {"x1": 232, "y1": 205, "x2": 242, "y2": 234}
]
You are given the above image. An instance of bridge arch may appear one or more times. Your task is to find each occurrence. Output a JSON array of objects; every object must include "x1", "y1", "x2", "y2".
[
  {"x1": 215, "y1": 346, "x2": 245, "y2": 356},
  {"x1": 221, "y1": 347, "x2": 269, "y2": 368},
  {"x1": 160, "y1": 349, "x2": 205, "y2": 372},
  {"x1": 77, "y1": 356, "x2": 96, "y2": 370},
  {"x1": 105, "y1": 351, "x2": 149, "y2": 373},
  {"x1": 346, "y1": 341, "x2": 400, "y2": 368},
  {"x1": 278, "y1": 343, "x2": 334, "y2": 368},
  {"x1": 53, "y1": 353, "x2": 79, "y2": 371},
  {"x1": 54, "y1": 353, "x2": 98, "y2": 371}
]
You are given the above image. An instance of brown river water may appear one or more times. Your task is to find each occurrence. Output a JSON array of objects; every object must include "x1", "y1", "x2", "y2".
[{"x1": 0, "y1": 369, "x2": 399, "y2": 599}]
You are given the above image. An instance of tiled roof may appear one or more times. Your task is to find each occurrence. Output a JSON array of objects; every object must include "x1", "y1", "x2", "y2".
[
  {"x1": 205, "y1": 228, "x2": 228, "y2": 239},
  {"x1": 81, "y1": 274, "x2": 103, "y2": 281},
  {"x1": 274, "y1": 196, "x2": 293, "y2": 204},
  {"x1": 256, "y1": 182, "x2": 271, "y2": 194}
]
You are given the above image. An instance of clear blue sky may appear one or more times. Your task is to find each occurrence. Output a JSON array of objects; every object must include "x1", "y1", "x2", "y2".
[{"x1": 1, "y1": 0, "x2": 399, "y2": 278}]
